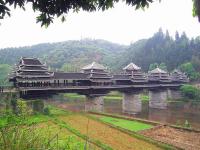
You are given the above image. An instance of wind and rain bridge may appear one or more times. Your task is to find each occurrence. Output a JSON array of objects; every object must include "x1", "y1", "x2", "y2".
[{"x1": 7, "y1": 57, "x2": 188, "y2": 112}]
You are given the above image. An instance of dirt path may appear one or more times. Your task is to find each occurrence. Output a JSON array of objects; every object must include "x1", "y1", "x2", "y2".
[
  {"x1": 141, "y1": 126, "x2": 200, "y2": 150},
  {"x1": 58, "y1": 114, "x2": 163, "y2": 150}
]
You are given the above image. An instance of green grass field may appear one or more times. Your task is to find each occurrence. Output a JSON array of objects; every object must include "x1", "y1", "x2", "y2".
[
  {"x1": 0, "y1": 106, "x2": 100, "y2": 150},
  {"x1": 98, "y1": 116, "x2": 153, "y2": 132}
]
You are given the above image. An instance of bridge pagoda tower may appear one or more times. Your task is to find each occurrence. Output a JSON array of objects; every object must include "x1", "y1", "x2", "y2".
[
  {"x1": 10, "y1": 57, "x2": 54, "y2": 92},
  {"x1": 148, "y1": 67, "x2": 171, "y2": 83},
  {"x1": 82, "y1": 62, "x2": 113, "y2": 86},
  {"x1": 123, "y1": 63, "x2": 147, "y2": 83},
  {"x1": 171, "y1": 69, "x2": 189, "y2": 83},
  {"x1": 82, "y1": 62, "x2": 112, "y2": 112},
  {"x1": 167, "y1": 69, "x2": 189, "y2": 100}
]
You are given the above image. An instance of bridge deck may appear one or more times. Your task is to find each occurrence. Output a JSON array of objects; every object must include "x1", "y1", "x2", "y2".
[
  {"x1": 0, "y1": 83, "x2": 183, "y2": 95},
  {"x1": 17, "y1": 84, "x2": 182, "y2": 91}
]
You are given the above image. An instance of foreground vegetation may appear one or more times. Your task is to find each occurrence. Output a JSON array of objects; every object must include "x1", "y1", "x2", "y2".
[
  {"x1": 0, "y1": 102, "x2": 99, "y2": 150},
  {"x1": 0, "y1": 97, "x2": 177, "y2": 150}
]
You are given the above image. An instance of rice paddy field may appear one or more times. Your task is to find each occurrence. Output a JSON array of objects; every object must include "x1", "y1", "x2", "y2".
[
  {"x1": 96, "y1": 116, "x2": 153, "y2": 132},
  {"x1": 57, "y1": 115, "x2": 163, "y2": 150},
  {"x1": 5, "y1": 105, "x2": 200, "y2": 150}
]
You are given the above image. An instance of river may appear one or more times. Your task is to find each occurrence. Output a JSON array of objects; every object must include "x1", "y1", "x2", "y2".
[{"x1": 46, "y1": 94, "x2": 200, "y2": 129}]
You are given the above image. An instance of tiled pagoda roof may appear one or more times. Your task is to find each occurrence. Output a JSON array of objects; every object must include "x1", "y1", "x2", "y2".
[
  {"x1": 149, "y1": 67, "x2": 167, "y2": 74},
  {"x1": 21, "y1": 57, "x2": 43, "y2": 66},
  {"x1": 123, "y1": 63, "x2": 141, "y2": 71},
  {"x1": 82, "y1": 62, "x2": 106, "y2": 70}
]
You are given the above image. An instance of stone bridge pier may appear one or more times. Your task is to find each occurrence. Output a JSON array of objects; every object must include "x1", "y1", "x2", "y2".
[
  {"x1": 149, "y1": 89, "x2": 168, "y2": 109},
  {"x1": 167, "y1": 88, "x2": 182, "y2": 100},
  {"x1": 122, "y1": 91, "x2": 142, "y2": 114},
  {"x1": 85, "y1": 95, "x2": 104, "y2": 112}
]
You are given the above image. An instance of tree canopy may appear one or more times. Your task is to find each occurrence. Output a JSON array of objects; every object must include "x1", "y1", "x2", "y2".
[{"x1": 0, "y1": 0, "x2": 199, "y2": 26}]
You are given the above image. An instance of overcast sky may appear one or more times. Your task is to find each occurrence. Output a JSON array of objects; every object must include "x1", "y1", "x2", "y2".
[{"x1": 0, "y1": 0, "x2": 200, "y2": 48}]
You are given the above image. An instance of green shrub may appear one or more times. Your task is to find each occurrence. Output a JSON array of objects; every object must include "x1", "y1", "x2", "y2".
[
  {"x1": 17, "y1": 99, "x2": 32, "y2": 116},
  {"x1": 33, "y1": 100, "x2": 44, "y2": 113},
  {"x1": 43, "y1": 106, "x2": 51, "y2": 115},
  {"x1": 184, "y1": 120, "x2": 191, "y2": 128},
  {"x1": 180, "y1": 84, "x2": 200, "y2": 100},
  {"x1": 140, "y1": 94, "x2": 149, "y2": 102}
]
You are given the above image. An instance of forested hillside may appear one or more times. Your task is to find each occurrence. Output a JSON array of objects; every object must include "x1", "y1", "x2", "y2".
[
  {"x1": 0, "y1": 64, "x2": 12, "y2": 85},
  {"x1": 119, "y1": 29, "x2": 197, "y2": 71},
  {"x1": 1, "y1": 29, "x2": 200, "y2": 85},
  {"x1": 0, "y1": 39, "x2": 126, "y2": 70},
  {"x1": 116, "y1": 29, "x2": 200, "y2": 80}
]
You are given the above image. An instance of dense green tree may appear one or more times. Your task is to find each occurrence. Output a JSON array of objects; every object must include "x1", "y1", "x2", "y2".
[
  {"x1": 193, "y1": 0, "x2": 200, "y2": 21},
  {"x1": 149, "y1": 63, "x2": 158, "y2": 71},
  {"x1": 120, "y1": 29, "x2": 197, "y2": 72},
  {"x1": 180, "y1": 84, "x2": 200, "y2": 100},
  {"x1": 0, "y1": 64, "x2": 11, "y2": 85},
  {"x1": 165, "y1": 30, "x2": 171, "y2": 41},
  {"x1": 61, "y1": 63, "x2": 80, "y2": 72},
  {"x1": 175, "y1": 31, "x2": 180, "y2": 41},
  {"x1": 191, "y1": 56, "x2": 200, "y2": 71},
  {"x1": 159, "y1": 62, "x2": 167, "y2": 71},
  {"x1": 0, "y1": 39, "x2": 126, "y2": 69},
  {"x1": 148, "y1": 62, "x2": 167, "y2": 71},
  {"x1": 180, "y1": 63, "x2": 195, "y2": 76},
  {"x1": 179, "y1": 62, "x2": 200, "y2": 81}
]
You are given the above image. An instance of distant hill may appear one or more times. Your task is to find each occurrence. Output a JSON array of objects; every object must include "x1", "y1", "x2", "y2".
[
  {"x1": 0, "y1": 39, "x2": 127, "y2": 70},
  {"x1": 1, "y1": 29, "x2": 200, "y2": 83}
]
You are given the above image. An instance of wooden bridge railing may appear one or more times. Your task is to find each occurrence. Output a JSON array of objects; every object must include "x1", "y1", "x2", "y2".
[{"x1": 17, "y1": 83, "x2": 183, "y2": 91}]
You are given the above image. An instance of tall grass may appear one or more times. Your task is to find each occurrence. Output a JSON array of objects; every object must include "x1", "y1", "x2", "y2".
[{"x1": 0, "y1": 100, "x2": 95, "y2": 150}]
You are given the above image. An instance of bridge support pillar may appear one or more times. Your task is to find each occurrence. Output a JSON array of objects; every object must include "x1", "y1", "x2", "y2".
[
  {"x1": 167, "y1": 89, "x2": 182, "y2": 100},
  {"x1": 85, "y1": 96, "x2": 104, "y2": 112},
  {"x1": 122, "y1": 92, "x2": 142, "y2": 114},
  {"x1": 149, "y1": 90, "x2": 168, "y2": 109}
]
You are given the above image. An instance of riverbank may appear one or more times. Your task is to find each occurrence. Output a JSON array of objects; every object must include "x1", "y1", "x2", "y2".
[
  {"x1": 0, "y1": 106, "x2": 173, "y2": 150},
  {"x1": 2, "y1": 101, "x2": 200, "y2": 149}
]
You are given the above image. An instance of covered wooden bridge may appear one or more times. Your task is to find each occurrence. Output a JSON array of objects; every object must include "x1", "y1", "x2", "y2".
[{"x1": 8, "y1": 57, "x2": 188, "y2": 95}]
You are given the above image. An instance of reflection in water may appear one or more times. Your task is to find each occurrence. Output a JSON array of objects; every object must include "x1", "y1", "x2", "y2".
[
  {"x1": 149, "y1": 90, "x2": 168, "y2": 109},
  {"x1": 122, "y1": 93, "x2": 142, "y2": 114}
]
